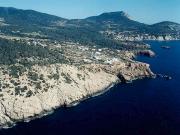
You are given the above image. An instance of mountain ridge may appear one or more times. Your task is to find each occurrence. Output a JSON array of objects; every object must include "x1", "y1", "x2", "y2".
[
  {"x1": 0, "y1": 7, "x2": 180, "y2": 42},
  {"x1": 85, "y1": 11, "x2": 132, "y2": 21},
  {"x1": 0, "y1": 7, "x2": 179, "y2": 26}
]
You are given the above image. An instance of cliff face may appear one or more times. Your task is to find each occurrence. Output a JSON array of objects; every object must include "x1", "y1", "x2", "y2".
[{"x1": 0, "y1": 61, "x2": 154, "y2": 128}]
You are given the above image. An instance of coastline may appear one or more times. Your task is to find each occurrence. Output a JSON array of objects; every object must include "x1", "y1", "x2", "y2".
[
  {"x1": 1, "y1": 40, "x2": 180, "y2": 135},
  {"x1": 1, "y1": 72, "x2": 155, "y2": 130},
  {"x1": 0, "y1": 42, "x2": 155, "y2": 129},
  {"x1": 65, "y1": 81, "x2": 119, "y2": 108},
  {"x1": 1, "y1": 82, "x2": 119, "y2": 130}
]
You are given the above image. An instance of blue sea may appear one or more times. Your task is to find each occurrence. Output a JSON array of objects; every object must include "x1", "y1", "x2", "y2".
[{"x1": 1, "y1": 41, "x2": 180, "y2": 135}]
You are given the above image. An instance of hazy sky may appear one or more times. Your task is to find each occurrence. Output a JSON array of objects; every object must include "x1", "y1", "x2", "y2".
[{"x1": 0, "y1": 0, "x2": 180, "y2": 24}]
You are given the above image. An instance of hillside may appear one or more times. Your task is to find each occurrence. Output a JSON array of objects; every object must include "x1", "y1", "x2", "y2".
[
  {"x1": 0, "y1": 7, "x2": 178, "y2": 129},
  {"x1": 0, "y1": 7, "x2": 65, "y2": 26},
  {"x1": 0, "y1": 7, "x2": 180, "y2": 43}
]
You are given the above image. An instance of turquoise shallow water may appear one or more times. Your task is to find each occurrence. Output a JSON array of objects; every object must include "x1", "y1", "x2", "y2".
[{"x1": 1, "y1": 41, "x2": 180, "y2": 135}]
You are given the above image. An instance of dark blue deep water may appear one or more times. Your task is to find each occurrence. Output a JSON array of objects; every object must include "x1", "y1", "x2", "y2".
[{"x1": 1, "y1": 41, "x2": 180, "y2": 135}]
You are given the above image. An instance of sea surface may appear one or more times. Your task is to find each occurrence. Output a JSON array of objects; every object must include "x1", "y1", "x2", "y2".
[{"x1": 1, "y1": 41, "x2": 180, "y2": 135}]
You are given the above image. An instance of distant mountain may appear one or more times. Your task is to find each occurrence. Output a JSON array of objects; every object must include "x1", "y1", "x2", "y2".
[
  {"x1": 67, "y1": 11, "x2": 147, "y2": 31},
  {"x1": 0, "y1": 7, "x2": 65, "y2": 26},
  {"x1": 86, "y1": 11, "x2": 132, "y2": 22},
  {"x1": 85, "y1": 11, "x2": 148, "y2": 32},
  {"x1": 0, "y1": 7, "x2": 180, "y2": 42},
  {"x1": 67, "y1": 11, "x2": 180, "y2": 39},
  {"x1": 151, "y1": 21, "x2": 180, "y2": 30},
  {"x1": 150, "y1": 21, "x2": 180, "y2": 34},
  {"x1": 85, "y1": 12, "x2": 180, "y2": 35}
]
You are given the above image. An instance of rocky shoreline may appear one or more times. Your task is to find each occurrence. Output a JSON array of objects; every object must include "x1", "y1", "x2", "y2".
[
  {"x1": 65, "y1": 82, "x2": 117, "y2": 108},
  {"x1": 1, "y1": 82, "x2": 117, "y2": 129},
  {"x1": 0, "y1": 60, "x2": 155, "y2": 129},
  {"x1": 2, "y1": 79, "x2": 153, "y2": 130}
]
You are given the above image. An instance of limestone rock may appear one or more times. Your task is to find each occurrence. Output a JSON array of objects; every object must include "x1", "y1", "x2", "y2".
[{"x1": 0, "y1": 61, "x2": 154, "y2": 128}]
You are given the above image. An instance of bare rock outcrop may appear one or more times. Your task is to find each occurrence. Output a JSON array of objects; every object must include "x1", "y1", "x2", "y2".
[
  {"x1": 137, "y1": 50, "x2": 156, "y2": 57},
  {"x1": 0, "y1": 61, "x2": 154, "y2": 128}
]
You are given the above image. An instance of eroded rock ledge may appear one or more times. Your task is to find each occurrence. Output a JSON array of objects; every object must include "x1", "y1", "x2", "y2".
[{"x1": 0, "y1": 60, "x2": 154, "y2": 129}]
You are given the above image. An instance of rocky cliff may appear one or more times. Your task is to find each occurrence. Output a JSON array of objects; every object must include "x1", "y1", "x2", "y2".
[{"x1": 0, "y1": 61, "x2": 154, "y2": 128}]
